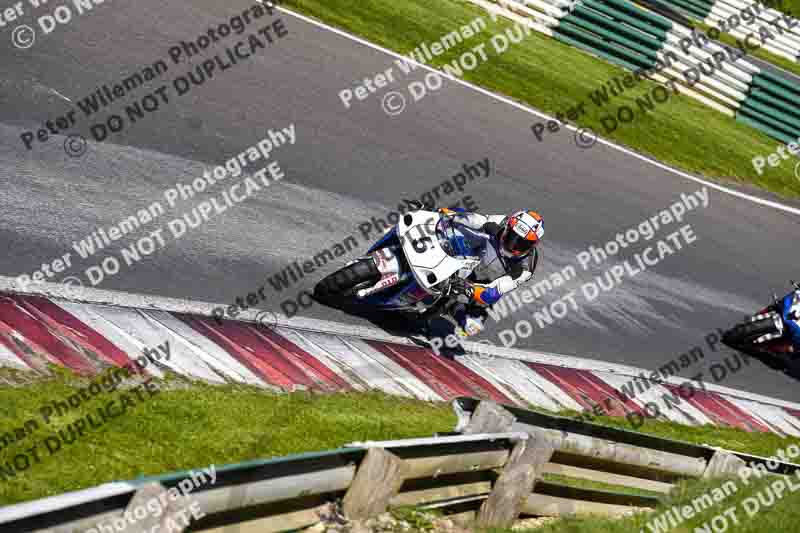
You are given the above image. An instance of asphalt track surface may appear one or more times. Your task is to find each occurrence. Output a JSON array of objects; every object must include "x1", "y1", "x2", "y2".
[{"x1": 1, "y1": 1, "x2": 799, "y2": 401}]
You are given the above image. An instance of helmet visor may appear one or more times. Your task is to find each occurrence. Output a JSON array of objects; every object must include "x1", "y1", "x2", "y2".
[{"x1": 503, "y1": 231, "x2": 536, "y2": 256}]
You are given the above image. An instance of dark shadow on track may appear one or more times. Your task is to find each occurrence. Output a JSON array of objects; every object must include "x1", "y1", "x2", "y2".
[
  {"x1": 726, "y1": 345, "x2": 800, "y2": 381},
  {"x1": 311, "y1": 295, "x2": 469, "y2": 359}
]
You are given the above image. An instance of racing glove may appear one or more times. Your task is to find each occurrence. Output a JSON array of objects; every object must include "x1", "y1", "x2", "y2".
[
  {"x1": 459, "y1": 315, "x2": 485, "y2": 337},
  {"x1": 450, "y1": 278, "x2": 501, "y2": 308},
  {"x1": 449, "y1": 278, "x2": 474, "y2": 299},
  {"x1": 481, "y1": 221, "x2": 503, "y2": 240},
  {"x1": 439, "y1": 207, "x2": 465, "y2": 217}
]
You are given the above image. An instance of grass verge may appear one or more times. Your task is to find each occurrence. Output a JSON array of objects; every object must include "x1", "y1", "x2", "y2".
[
  {"x1": 555, "y1": 407, "x2": 795, "y2": 457},
  {"x1": 284, "y1": 0, "x2": 800, "y2": 197},
  {"x1": 541, "y1": 473, "x2": 665, "y2": 498},
  {"x1": 0, "y1": 372, "x2": 796, "y2": 514},
  {"x1": 0, "y1": 373, "x2": 456, "y2": 505},
  {"x1": 764, "y1": 0, "x2": 800, "y2": 17}
]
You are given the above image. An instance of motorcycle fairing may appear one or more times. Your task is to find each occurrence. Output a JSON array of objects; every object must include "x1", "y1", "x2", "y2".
[
  {"x1": 782, "y1": 291, "x2": 800, "y2": 343},
  {"x1": 397, "y1": 211, "x2": 480, "y2": 291},
  {"x1": 366, "y1": 227, "x2": 399, "y2": 254}
]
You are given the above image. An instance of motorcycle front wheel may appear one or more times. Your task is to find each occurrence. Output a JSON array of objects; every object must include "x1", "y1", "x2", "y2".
[
  {"x1": 722, "y1": 316, "x2": 780, "y2": 347},
  {"x1": 313, "y1": 258, "x2": 381, "y2": 301}
]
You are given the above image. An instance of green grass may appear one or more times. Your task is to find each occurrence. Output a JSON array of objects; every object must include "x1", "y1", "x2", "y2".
[
  {"x1": 1, "y1": 370, "x2": 797, "y2": 519},
  {"x1": 391, "y1": 506, "x2": 441, "y2": 531},
  {"x1": 283, "y1": 0, "x2": 800, "y2": 197},
  {"x1": 541, "y1": 473, "x2": 665, "y2": 499},
  {"x1": 0, "y1": 373, "x2": 456, "y2": 505},
  {"x1": 558, "y1": 408, "x2": 795, "y2": 457},
  {"x1": 490, "y1": 474, "x2": 800, "y2": 532},
  {"x1": 763, "y1": 0, "x2": 800, "y2": 17}
]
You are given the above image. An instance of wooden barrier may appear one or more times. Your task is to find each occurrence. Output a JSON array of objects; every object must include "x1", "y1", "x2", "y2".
[{"x1": 2, "y1": 404, "x2": 797, "y2": 533}]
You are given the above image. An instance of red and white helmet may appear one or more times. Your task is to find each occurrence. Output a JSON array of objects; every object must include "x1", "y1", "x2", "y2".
[{"x1": 500, "y1": 210, "x2": 543, "y2": 258}]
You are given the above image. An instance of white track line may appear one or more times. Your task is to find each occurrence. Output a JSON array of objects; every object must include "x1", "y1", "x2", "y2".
[
  {"x1": 49, "y1": 88, "x2": 72, "y2": 103},
  {"x1": 277, "y1": 6, "x2": 800, "y2": 217}
]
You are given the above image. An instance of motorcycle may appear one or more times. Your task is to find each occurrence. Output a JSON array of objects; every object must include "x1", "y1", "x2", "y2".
[
  {"x1": 313, "y1": 209, "x2": 482, "y2": 329},
  {"x1": 722, "y1": 281, "x2": 800, "y2": 369}
]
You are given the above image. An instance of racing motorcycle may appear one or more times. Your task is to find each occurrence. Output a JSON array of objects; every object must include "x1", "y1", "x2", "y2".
[
  {"x1": 313, "y1": 209, "x2": 481, "y2": 328},
  {"x1": 722, "y1": 281, "x2": 800, "y2": 367}
]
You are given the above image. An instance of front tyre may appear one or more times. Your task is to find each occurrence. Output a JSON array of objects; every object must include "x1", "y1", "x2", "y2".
[
  {"x1": 722, "y1": 316, "x2": 779, "y2": 348},
  {"x1": 313, "y1": 258, "x2": 381, "y2": 301}
]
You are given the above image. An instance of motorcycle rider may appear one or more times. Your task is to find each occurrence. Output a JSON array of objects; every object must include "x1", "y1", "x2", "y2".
[
  {"x1": 437, "y1": 207, "x2": 543, "y2": 337},
  {"x1": 783, "y1": 288, "x2": 800, "y2": 352}
]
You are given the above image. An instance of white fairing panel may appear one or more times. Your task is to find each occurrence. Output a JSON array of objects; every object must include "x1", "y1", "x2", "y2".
[{"x1": 398, "y1": 211, "x2": 475, "y2": 290}]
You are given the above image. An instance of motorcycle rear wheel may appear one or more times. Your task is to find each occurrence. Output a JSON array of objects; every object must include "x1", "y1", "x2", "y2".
[{"x1": 313, "y1": 258, "x2": 381, "y2": 301}]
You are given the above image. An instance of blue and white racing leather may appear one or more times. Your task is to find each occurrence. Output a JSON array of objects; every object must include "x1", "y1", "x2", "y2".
[
  {"x1": 439, "y1": 208, "x2": 538, "y2": 317},
  {"x1": 783, "y1": 290, "x2": 800, "y2": 349}
]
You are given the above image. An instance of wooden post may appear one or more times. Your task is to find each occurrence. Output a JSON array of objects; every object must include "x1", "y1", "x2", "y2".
[
  {"x1": 703, "y1": 450, "x2": 746, "y2": 479},
  {"x1": 343, "y1": 447, "x2": 409, "y2": 520},
  {"x1": 476, "y1": 431, "x2": 555, "y2": 528},
  {"x1": 122, "y1": 482, "x2": 194, "y2": 533},
  {"x1": 462, "y1": 400, "x2": 516, "y2": 434}
]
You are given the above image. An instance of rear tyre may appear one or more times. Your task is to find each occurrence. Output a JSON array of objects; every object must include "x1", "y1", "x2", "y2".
[
  {"x1": 722, "y1": 317, "x2": 779, "y2": 348},
  {"x1": 313, "y1": 258, "x2": 381, "y2": 301}
]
